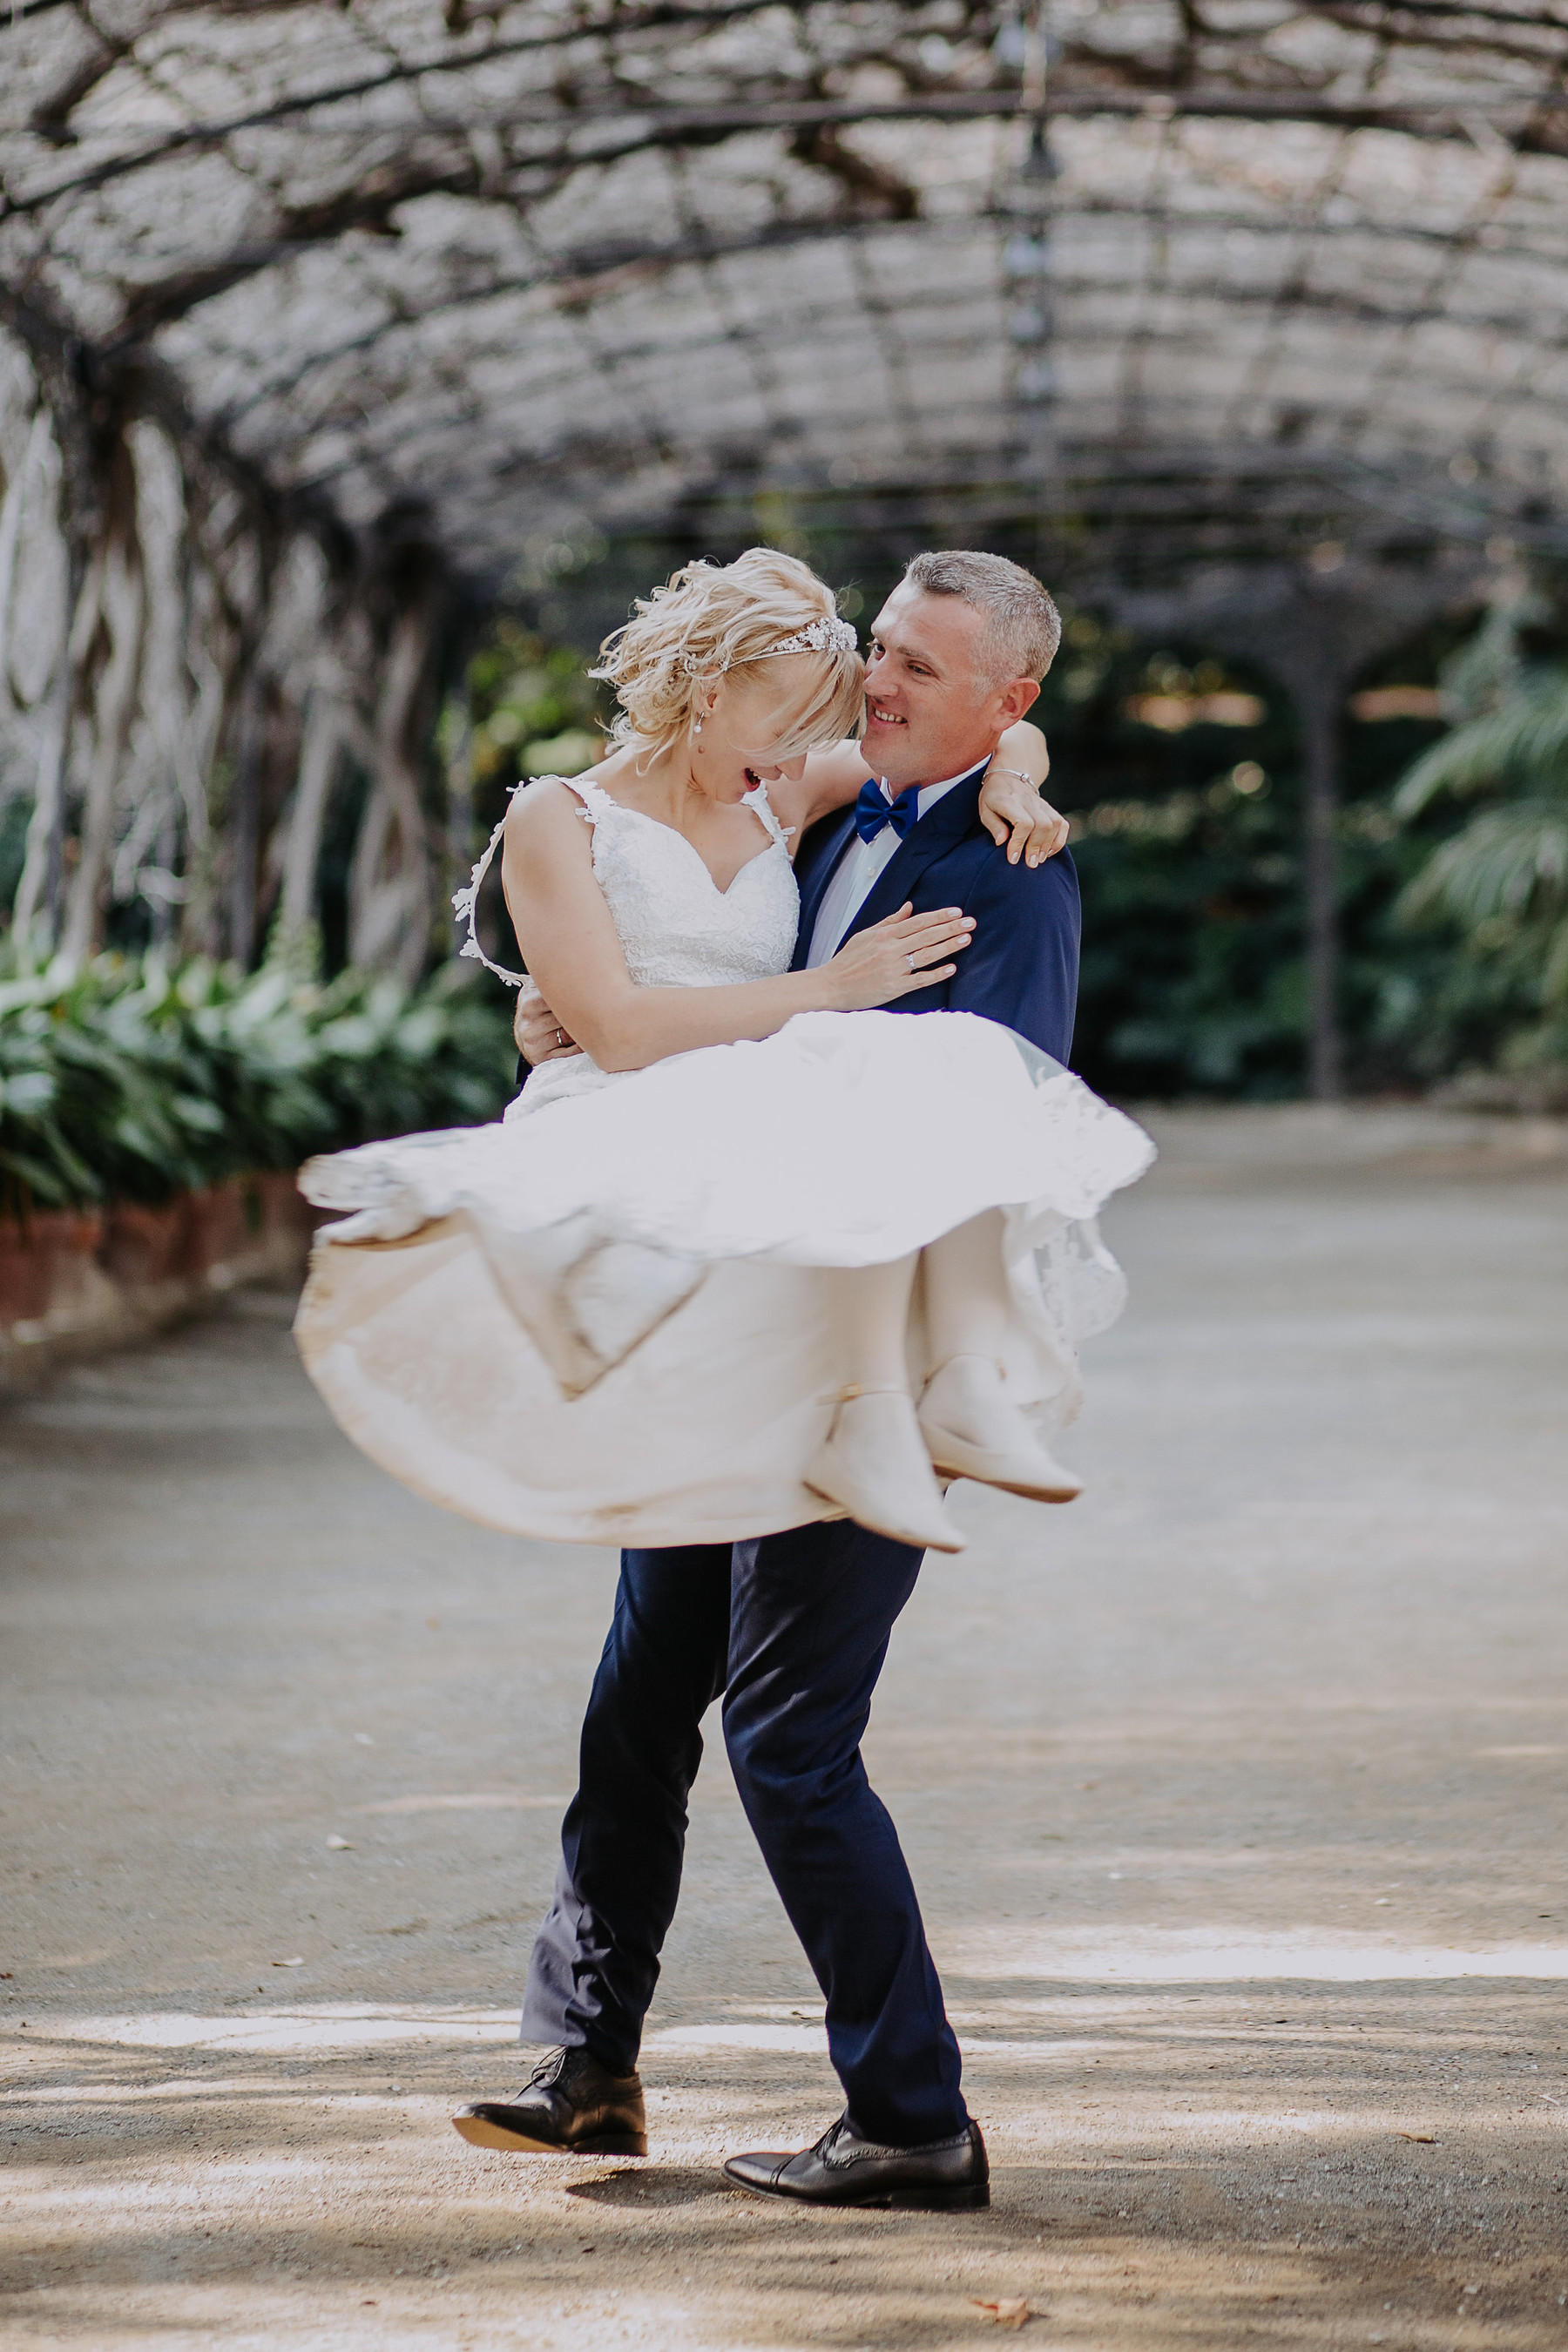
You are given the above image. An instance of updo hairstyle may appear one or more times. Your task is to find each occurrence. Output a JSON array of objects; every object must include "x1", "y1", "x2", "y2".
[{"x1": 592, "y1": 548, "x2": 864, "y2": 761}]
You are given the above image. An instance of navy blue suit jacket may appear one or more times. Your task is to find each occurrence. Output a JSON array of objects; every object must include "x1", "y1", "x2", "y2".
[{"x1": 792, "y1": 764, "x2": 1080, "y2": 1064}]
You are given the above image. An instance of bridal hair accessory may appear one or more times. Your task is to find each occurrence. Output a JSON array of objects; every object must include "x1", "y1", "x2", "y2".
[
  {"x1": 765, "y1": 614, "x2": 860, "y2": 658},
  {"x1": 677, "y1": 612, "x2": 858, "y2": 678}
]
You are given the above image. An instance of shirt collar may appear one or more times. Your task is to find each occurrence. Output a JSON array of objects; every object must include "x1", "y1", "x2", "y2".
[{"x1": 877, "y1": 758, "x2": 989, "y2": 823}]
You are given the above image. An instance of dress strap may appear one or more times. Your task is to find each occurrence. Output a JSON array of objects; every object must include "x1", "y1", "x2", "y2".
[
  {"x1": 560, "y1": 772, "x2": 618, "y2": 825},
  {"x1": 743, "y1": 781, "x2": 795, "y2": 850}
]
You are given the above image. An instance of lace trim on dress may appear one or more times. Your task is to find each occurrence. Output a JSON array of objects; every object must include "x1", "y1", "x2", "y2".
[
  {"x1": 453, "y1": 782, "x2": 528, "y2": 989},
  {"x1": 452, "y1": 773, "x2": 609, "y2": 988}
]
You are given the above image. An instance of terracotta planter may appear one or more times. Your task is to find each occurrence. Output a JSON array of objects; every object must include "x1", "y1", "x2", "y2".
[
  {"x1": 0, "y1": 1209, "x2": 105, "y2": 1325},
  {"x1": 177, "y1": 1183, "x2": 251, "y2": 1277},
  {"x1": 3, "y1": 1171, "x2": 324, "y2": 1387},
  {"x1": 251, "y1": 1168, "x2": 315, "y2": 1238},
  {"x1": 101, "y1": 1197, "x2": 187, "y2": 1288}
]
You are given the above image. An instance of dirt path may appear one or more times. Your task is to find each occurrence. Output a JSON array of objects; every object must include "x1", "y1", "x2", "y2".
[{"x1": 3, "y1": 1108, "x2": 1567, "y2": 2350}]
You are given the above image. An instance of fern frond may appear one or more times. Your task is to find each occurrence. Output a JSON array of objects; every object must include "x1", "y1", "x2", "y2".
[
  {"x1": 1398, "y1": 802, "x2": 1568, "y2": 929},
  {"x1": 1393, "y1": 671, "x2": 1568, "y2": 818}
]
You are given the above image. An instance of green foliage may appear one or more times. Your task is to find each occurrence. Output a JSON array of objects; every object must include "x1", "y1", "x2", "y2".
[
  {"x1": 442, "y1": 618, "x2": 612, "y2": 977},
  {"x1": 1035, "y1": 606, "x2": 1501, "y2": 1098},
  {"x1": 0, "y1": 944, "x2": 517, "y2": 1220},
  {"x1": 451, "y1": 621, "x2": 607, "y2": 796},
  {"x1": 1391, "y1": 592, "x2": 1568, "y2": 1076},
  {"x1": 1041, "y1": 622, "x2": 1313, "y2": 1096}
]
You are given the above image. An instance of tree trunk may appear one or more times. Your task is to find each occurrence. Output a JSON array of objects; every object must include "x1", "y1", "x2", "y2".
[
  {"x1": 61, "y1": 529, "x2": 145, "y2": 963},
  {"x1": 12, "y1": 532, "x2": 84, "y2": 945},
  {"x1": 276, "y1": 687, "x2": 342, "y2": 942},
  {"x1": 226, "y1": 672, "x2": 264, "y2": 968},
  {"x1": 348, "y1": 605, "x2": 435, "y2": 984}
]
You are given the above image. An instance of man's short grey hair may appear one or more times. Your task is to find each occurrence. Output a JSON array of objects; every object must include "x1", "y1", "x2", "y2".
[{"x1": 902, "y1": 550, "x2": 1062, "y2": 686}]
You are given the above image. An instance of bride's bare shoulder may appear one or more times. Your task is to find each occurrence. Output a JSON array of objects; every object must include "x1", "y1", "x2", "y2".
[
  {"x1": 500, "y1": 776, "x2": 605, "y2": 892},
  {"x1": 504, "y1": 773, "x2": 598, "y2": 848}
]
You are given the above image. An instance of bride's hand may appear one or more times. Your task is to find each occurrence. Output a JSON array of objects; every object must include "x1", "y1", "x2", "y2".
[
  {"x1": 822, "y1": 904, "x2": 975, "y2": 1010},
  {"x1": 977, "y1": 767, "x2": 1070, "y2": 868},
  {"x1": 515, "y1": 983, "x2": 583, "y2": 1065}
]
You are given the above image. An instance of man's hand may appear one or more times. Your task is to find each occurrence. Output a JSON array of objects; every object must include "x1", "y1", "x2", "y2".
[
  {"x1": 977, "y1": 763, "x2": 1070, "y2": 868},
  {"x1": 514, "y1": 982, "x2": 584, "y2": 1067}
]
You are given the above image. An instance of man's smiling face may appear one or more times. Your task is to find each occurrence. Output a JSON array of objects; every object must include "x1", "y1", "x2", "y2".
[{"x1": 861, "y1": 581, "x2": 1037, "y2": 793}]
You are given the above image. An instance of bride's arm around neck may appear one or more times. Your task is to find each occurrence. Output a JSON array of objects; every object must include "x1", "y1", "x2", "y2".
[
  {"x1": 773, "y1": 720, "x2": 1053, "y2": 836},
  {"x1": 499, "y1": 778, "x2": 971, "y2": 1073}
]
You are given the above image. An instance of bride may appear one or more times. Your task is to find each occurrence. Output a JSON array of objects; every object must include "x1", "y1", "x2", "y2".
[{"x1": 294, "y1": 549, "x2": 1152, "y2": 1553}]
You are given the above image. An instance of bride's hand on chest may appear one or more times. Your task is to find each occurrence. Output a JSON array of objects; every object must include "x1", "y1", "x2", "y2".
[{"x1": 821, "y1": 902, "x2": 977, "y2": 1009}]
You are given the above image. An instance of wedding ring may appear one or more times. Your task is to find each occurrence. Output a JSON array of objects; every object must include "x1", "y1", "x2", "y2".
[
  {"x1": 554, "y1": 1027, "x2": 565, "y2": 1048},
  {"x1": 906, "y1": 954, "x2": 915, "y2": 972}
]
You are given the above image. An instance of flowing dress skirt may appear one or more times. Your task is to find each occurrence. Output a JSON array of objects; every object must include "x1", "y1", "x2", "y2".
[{"x1": 294, "y1": 1009, "x2": 1153, "y2": 1545}]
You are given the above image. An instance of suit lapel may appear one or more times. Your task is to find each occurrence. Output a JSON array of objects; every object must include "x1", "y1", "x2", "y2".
[
  {"x1": 838, "y1": 765, "x2": 987, "y2": 944},
  {"x1": 790, "y1": 808, "x2": 858, "y2": 971}
]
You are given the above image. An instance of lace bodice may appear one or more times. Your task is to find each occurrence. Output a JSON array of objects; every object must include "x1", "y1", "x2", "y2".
[
  {"x1": 455, "y1": 772, "x2": 800, "y2": 1112},
  {"x1": 560, "y1": 774, "x2": 799, "y2": 988}
]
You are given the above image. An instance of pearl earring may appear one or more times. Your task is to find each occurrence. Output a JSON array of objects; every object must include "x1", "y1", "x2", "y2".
[{"x1": 693, "y1": 713, "x2": 705, "y2": 736}]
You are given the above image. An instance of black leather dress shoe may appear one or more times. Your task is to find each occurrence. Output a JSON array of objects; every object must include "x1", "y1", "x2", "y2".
[
  {"x1": 452, "y1": 2046, "x2": 647, "y2": 2156},
  {"x1": 723, "y1": 2114, "x2": 988, "y2": 2209}
]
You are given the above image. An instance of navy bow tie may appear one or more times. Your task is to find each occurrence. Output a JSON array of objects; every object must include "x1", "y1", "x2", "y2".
[{"x1": 853, "y1": 777, "x2": 920, "y2": 844}]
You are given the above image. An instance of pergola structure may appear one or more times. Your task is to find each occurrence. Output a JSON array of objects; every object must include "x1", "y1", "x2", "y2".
[{"x1": 2, "y1": 0, "x2": 1565, "y2": 1078}]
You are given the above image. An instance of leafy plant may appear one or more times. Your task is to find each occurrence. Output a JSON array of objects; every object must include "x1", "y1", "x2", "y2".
[
  {"x1": 1393, "y1": 591, "x2": 1568, "y2": 1073},
  {"x1": 449, "y1": 622, "x2": 608, "y2": 796},
  {"x1": 0, "y1": 944, "x2": 517, "y2": 1221}
]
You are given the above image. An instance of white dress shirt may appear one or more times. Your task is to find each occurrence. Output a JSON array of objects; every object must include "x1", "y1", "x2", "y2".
[{"x1": 804, "y1": 765, "x2": 983, "y2": 969}]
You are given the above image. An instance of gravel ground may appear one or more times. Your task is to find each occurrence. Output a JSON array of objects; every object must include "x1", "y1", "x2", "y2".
[{"x1": 3, "y1": 1105, "x2": 1567, "y2": 2351}]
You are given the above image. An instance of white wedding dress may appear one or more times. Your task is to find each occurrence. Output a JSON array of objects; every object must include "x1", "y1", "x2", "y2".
[{"x1": 294, "y1": 776, "x2": 1154, "y2": 1545}]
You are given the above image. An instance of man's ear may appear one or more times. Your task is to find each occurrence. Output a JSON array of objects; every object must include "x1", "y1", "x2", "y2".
[{"x1": 994, "y1": 675, "x2": 1041, "y2": 728}]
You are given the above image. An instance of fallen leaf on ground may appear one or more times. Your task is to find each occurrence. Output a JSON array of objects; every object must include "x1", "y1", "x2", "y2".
[
  {"x1": 971, "y1": 2296, "x2": 1033, "y2": 2328},
  {"x1": 326, "y1": 1835, "x2": 355, "y2": 1849},
  {"x1": 271, "y1": 1957, "x2": 306, "y2": 1968},
  {"x1": 1396, "y1": 2131, "x2": 1436, "y2": 2143}
]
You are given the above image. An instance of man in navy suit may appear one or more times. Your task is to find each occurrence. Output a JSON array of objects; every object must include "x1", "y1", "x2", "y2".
[{"x1": 454, "y1": 552, "x2": 1077, "y2": 2209}]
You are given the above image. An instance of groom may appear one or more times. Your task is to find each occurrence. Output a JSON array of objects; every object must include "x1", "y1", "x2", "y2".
[{"x1": 454, "y1": 551, "x2": 1078, "y2": 2207}]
